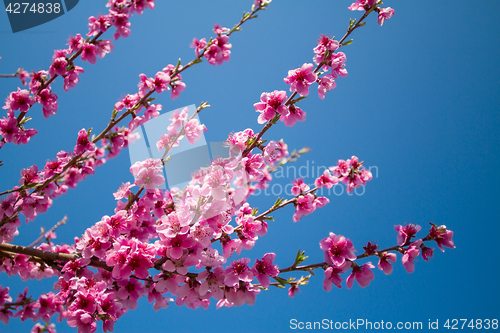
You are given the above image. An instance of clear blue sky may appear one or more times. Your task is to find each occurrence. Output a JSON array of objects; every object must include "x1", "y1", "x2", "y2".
[{"x1": 1, "y1": 1, "x2": 499, "y2": 332}]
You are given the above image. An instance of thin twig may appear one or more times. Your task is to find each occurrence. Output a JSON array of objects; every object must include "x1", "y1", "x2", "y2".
[{"x1": 28, "y1": 215, "x2": 67, "y2": 248}]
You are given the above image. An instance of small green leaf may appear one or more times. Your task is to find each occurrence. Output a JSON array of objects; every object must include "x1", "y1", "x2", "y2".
[
  {"x1": 19, "y1": 117, "x2": 32, "y2": 125},
  {"x1": 342, "y1": 39, "x2": 353, "y2": 46},
  {"x1": 273, "y1": 276, "x2": 288, "y2": 285},
  {"x1": 294, "y1": 249, "x2": 308, "y2": 266},
  {"x1": 273, "y1": 197, "x2": 284, "y2": 207}
]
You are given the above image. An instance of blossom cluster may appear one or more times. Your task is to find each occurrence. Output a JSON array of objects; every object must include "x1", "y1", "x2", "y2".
[
  {"x1": 191, "y1": 23, "x2": 234, "y2": 66},
  {"x1": 348, "y1": 0, "x2": 395, "y2": 26},
  {"x1": 0, "y1": 0, "x2": 156, "y2": 148},
  {"x1": 321, "y1": 224, "x2": 455, "y2": 291}
]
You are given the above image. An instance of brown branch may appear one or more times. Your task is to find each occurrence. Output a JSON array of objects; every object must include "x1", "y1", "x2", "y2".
[{"x1": 0, "y1": 243, "x2": 110, "y2": 271}]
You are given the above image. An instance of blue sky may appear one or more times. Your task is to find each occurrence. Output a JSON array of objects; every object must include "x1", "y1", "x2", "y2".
[{"x1": 1, "y1": 1, "x2": 499, "y2": 332}]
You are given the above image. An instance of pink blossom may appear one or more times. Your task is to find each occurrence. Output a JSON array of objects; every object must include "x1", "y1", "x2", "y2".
[
  {"x1": 63, "y1": 66, "x2": 84, "y2": 92},
  {"x1": 204, "y1": 35, "x2": 232, "y2": 66},
  {"x1": 224, "y1": 258, "x2": 254, "y2": 287},
  {"x1": 346, "y1": 262, "x2": 375, "y2": 289},
  {"x1": 280, "y1": 104, "x2": 306, "y2": 127},
  {"x1": 48, "y1": 57, "x2": 68, "y2": 77},
  {"x1": 151, "y1": 71, "x2": 171, "y2": 94},
  {"x1": 35, "y1": 292, "x2": 63, "y2": 323},
  {"x1": 378, "y1": 7, "x2": 395, "y2": 26},
  {"x1": 224, "y1": 128, "x2": 255, "y2": 156},
  {"x1": 113, "y1": 182, "x2": 134, "y2": 200},
  {"x1": 237, "y1": 215, "x2": 262, "y2": 240},
  {"x1": 96, "y1": 291, "x2": 122, "y2": 330},
  {"x1": 74, "y1": 129, "x2": 95, "y2": 155},
  {"x1": 67, "y1": 33, "x2": 84, "y2": 53},
  {"x1": 161, "y1": 64, "x2": 185, "y2": 100},
  {"x1": 114, "y1": 93, "x2": 139, "y2": 112},
  {"x1": 168, "y1": 107, "x2": 189, "y2": 133},
  {"x1": 283, "y1": 63, "x2": 317, "y2": 97},
  {"x1": 32, "y1": 323, "x2": 56, "y2": 333},
  {"x1": 157, "y1": 211, "x2": 190, "y2": 238},
  {"x1": 132, "y1": 161, "x2": 165, "y2": 190},
  {"x1": 323, "y1": 261, "x2": 351, "y2": 291},
  {"x1": 95, "y1": 39, "x2": 114, "y2": 58},
  {"x1": 191, "y1": 37, "x2": 207, "y2": 57},
  {"x1": 197, "y1": 267, "x2": 225, "y2": 300},
  {"x1": 252, "y1": 253, "x2": 279, "y2": 288},
  {"x1": 170, "y1": 79, "x2": 185, "y2": 100},
  {"x1": 329, "y1": 52, "x2": 348, "y2": 78},
  {"x1": 288, "y1": 284, "x2": 301, "y2": 298},
  {"x1": 18, "y1": 70, "x2": 29, "y2": 86},
  {"x1": 317, "y1": 74, "x2": 337, "y2": 99},
  {"x1": 161, "y1": 252, "x2": 199, "y2": 276},
  {"x1": 320, "y1": 232, "x2": 357, "y2": 266},
  {"x1": 313, "y1": 196, "x2": 329, "y2": 209},
  {"x1": 111, "y1": 12, "x2": 131, "y2": 40},
  {"x1": 80, "y1": 43, "x2": 97, "y2": 64},
  {"x1": 198, "y1": 248, "x2": 226, "y2": 268},
  {"x1": 106, "y1": 249, "x2": 132, "y2": 280},
  {"x1": 87, "y1": 15, "x2": 110, "y2": 36},
  {"x1": 127, "y1": 251, "x2": 153, "y2": 279},
  {"x1": 0, "y1": 117, "x2": 21, "y2": 143},
  {"x1": 67, "y1": 309, "x2": 97, "y2": 333},
  {"x1": 421, "y1": 245, "x2": 434, "y2": 261},
  {"x1": 0, "y1": 285, "x2": 11, "y2": 306},
  {"x1": 291, "y1": 178, "x2": 310, "y2": 196},
  {"x1": 313, "y1": 36, "x2": 340, "y2": 71},
  {"x1": 377, "y1": 252, "x2": 397, "y2": 275},
  {"x1": 144, "y1": 104, "x2": 161, "y2": 122},
  {"x1": 137, "y1": 74, "x2": 154, "y2": 96},
  {"x1": 348, "y1": 0, "x2": 377, "y2": 11},
  {"x1": 225, "y1": 282, "x2": 260, "y2": 307},
  {"x1": 36, "y1": 89, "x2": 58, "y2": 118},
  {"x1": 213, "y1": 24, "x2": 229, "y2": 35},
  {"x1": 156, "y1": 133, "x2": 179, "y2": 152},
  {"x1": 402, "y1": 240, "x2": 422, "y2": 273},
  {"x1": 292, "y1": 193, "x2": 315, "y2": 222},
  {"x1": 8, "y1": 88, "x2": 36, "y2": 113},
  {"x1": 254, "y1": 90, "x2": 288, "y2": 124},
  {"x1": 314, "y1": 169, "x2": 339, "y2": 189},
  {"x1": 314, "y1": 35, "x2": 339, "y2": 55},
  {"x1": 29, "y1": 70, "x2": 46, "y2": 91},
  {"x1": 184, "y1": 118, "x2": 207, "y2": 145},
  {"x1": 52, "y1": 49, "x2": 69, "y2": 60},
  {"x1": 0, "y1": 308, "x2": 12, "y2": 324},
  {"x1": 394, "y1": 223, "x2": 421, "y2": 246},
  {"x1": 68, "y1": 289, "x2": 96, "y2": 314},
  {"x1": 131, "y1": 0, "x2": 155, "y2": 15},
  {"x1": 331, "y1": 158, "x2": 350, "y2": 177},
  {"x1": 428, "y1": 224, "x2": 455, "y2": 252},
  {"x1": 240, "y1": 153, "x2": 265, "y2": 182},
  {"x1": 161, "y1": 233, "x2": 197, "y2": 260},
  {"x1": 18, "y1": 193, "x2": 51, "y2": 222},
  {"x1": 263, "y1": 141, "x2": 281, "y2": 165}
]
